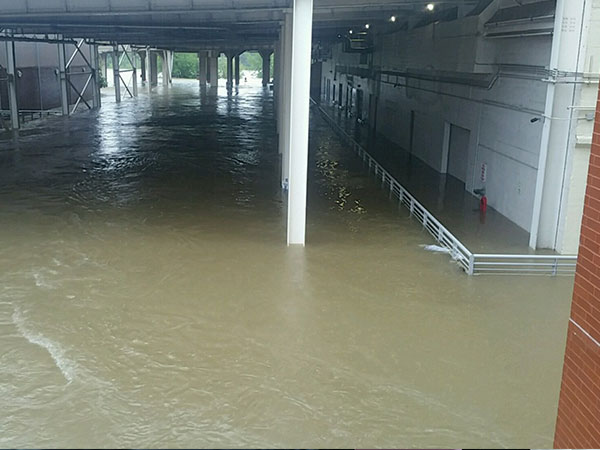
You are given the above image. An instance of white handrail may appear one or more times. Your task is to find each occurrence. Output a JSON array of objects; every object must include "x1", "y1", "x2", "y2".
[{"x1": 315, "y1": 102, "x2": 578, "y2": 276}]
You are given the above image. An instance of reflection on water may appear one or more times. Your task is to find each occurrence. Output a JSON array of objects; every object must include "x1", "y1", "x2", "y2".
[{"x1": 0, "y1": 80, "x2": 572, "y2": 448}]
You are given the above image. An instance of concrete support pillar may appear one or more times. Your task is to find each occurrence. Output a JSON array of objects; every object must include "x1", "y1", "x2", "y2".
[
  {"x1": 198, "y1": 51, "x2": 208, "y2": 86},
  {"x1": 162, "y1": 50, "x2": 169, "y2": 86},
  {"x1": 208, "y1": 52, "x2": 219, "y2": 87},
  {"x1": 287, "y1": 0, "x2": 312, "y2": 246},
  {"x1": 274, "y1": 34, "x2": 281, "y2": 126},
  {"x1": 131, "y1": 49, "x2": 138, "y2": 97},
  {"x1": 101, "y1": 52, "x2": 108, "y2": 80},
  {"x1": 280, "y1": 13, "x2": 293, "y2": 184},
  {"x1": 90, "y1": 43, "x2": 101, "y2": 109},
  {"x1": 57, "y1": 40, "x2": 69, "y2": 115},
  {"x1": 149, "y1": 51, "x2": 158, "y2": 87},
  {"x1": 5, "y1": 38, "x2": 19, "y2": 130},
  {"x1": 529, "y1": 0, "x2": 592, "y2": 251},
  {"x1": 234, "y1": 54, "x2": 240, "y2": 86},
  {"x1": 112, "y1": 46, "x2": 121, "y2": 103},
  {"x1": 226, "y1": 53, "x2": 234, "y2": 90},
  {"x1": 261, "y1": 50, "x2": 272, "y2": 86},
  {"x1": 139, "y1": 51, "x2": 147, "y2": 83}
]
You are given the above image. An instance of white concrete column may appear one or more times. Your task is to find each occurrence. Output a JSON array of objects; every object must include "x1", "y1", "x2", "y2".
[
  {"x1": 57, "y1": 40, "x2": 69, "y2": 115},
  {"x1": 280, "y1": 13, "x2": 293, "y2": 184},
  {"x1": 529, "y1": 0, "x2": 591, "y2": 251},
  {"x1": 112, "y1": 46, "x2": 121, "y2": 103},
  {"x1": 5, "y1": 38, "x2": 19, "y2": 130},
  {"x1": 198, "y1": 51, "x2": 208, "y2": 86},
  {"x1": 287, "y1": 0, "x2": 313, "y2": 246}
]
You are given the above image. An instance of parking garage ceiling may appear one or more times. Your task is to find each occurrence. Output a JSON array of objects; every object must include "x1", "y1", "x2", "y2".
[{"x1": 0, "y1": 0, "x2": 481, "y2": 50}]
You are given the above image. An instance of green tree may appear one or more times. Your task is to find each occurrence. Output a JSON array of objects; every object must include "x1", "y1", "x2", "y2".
[{"x1": 171, "y1": 53, "x2": 199, "y2": 79}]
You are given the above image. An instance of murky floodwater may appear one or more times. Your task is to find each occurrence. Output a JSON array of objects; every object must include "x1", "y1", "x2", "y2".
[{"x1": 0, "y1": 80, "x2": 573, "y2": 448}]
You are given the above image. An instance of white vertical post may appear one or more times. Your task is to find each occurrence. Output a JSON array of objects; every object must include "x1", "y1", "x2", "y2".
[
  {"x1": 287, "y1": 0, "x2": 313, "y2": 246},
  {"x1": 58, "y1": 39, "x2": 69, "y2": 115},
  {"x1": 281, "y1": 12, "x2": 293, "y2": 185},
  {"x1": 112, "y1": 46, "x2": 121, "y2": 102},
  {"x1": 5, "y1": 37, "x2": 19, "y2": 130}
]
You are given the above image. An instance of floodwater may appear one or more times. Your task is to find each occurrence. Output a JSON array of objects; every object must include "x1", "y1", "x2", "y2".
[{"x1": 0, "y1": 80, "x2": 573, "y2": 448}]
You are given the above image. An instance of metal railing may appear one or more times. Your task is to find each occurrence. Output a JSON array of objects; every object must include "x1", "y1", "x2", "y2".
[
  {"x1": 471, "y1": 254, "x2": 577, "y2": 275},
  {"x1": 315, "y1": 102, "x2": 578, "y2": 276}
]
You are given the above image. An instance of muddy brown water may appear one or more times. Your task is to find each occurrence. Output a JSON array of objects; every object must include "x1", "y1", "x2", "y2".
[{"x1": 0, "y1": 80, "x2": 572, "y2": 448}]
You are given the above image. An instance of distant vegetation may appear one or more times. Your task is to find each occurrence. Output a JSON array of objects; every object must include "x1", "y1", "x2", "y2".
[{"x1": 171, "y1": 52, "x2": 274, "y2": 79}]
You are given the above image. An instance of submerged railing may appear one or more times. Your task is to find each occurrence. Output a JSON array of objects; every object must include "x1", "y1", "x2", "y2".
[{"x1": 315, "y1": 102, "x2": 578, "y2": 276}]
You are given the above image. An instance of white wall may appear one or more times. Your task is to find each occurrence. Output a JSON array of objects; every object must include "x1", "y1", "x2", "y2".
[{"x1": 319, "y1": 0, "x2": 598, "y2": 247}]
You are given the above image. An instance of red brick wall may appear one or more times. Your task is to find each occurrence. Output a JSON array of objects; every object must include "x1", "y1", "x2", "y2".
[{"x1": 554, "y1": 87, "x2": 600, "y2": 448}]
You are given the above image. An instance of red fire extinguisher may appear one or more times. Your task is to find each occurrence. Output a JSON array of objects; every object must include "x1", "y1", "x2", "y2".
[{"x1": 480, "y1": 195, "x2": 487, "y2": 213}]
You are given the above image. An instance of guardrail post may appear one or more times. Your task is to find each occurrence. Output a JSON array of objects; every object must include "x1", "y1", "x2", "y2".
[{"x1": 468, "y1": 254, "x2": 475, "y2": 276}]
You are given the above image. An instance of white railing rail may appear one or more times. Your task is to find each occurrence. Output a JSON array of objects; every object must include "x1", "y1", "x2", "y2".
[
  {"x1": 471, "y1": 254, "x2": 577, "y2": 275},
  {"x1": 315, "y1": 102, "x2": 578, "y2": 276}
]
